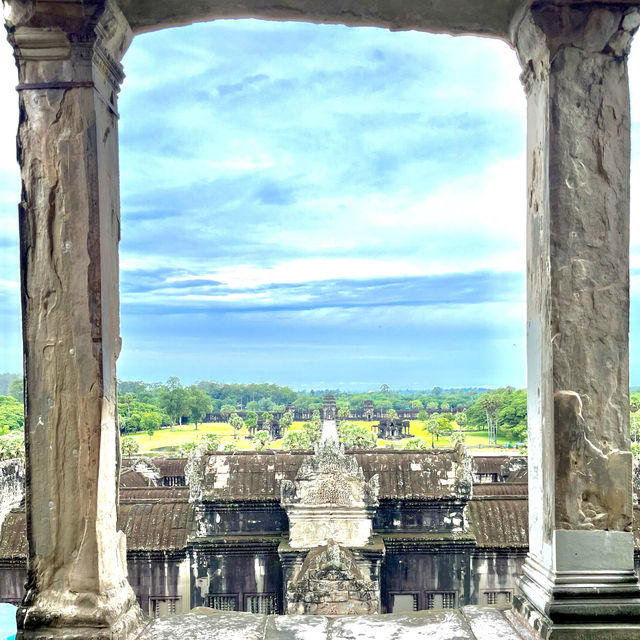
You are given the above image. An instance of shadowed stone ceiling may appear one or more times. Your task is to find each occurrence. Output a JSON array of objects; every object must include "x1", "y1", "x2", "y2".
[{"x1": 116, "y1": 0, "x2": 526, "y2": 38}]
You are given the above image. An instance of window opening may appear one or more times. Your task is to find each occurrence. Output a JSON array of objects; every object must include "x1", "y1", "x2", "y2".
[
  {"x1": 425, "y1": 591, "x2": 457, "y2": 610},
  {"x1": 208, "y1": 594, "x2": 239, "y2": 611},
  {"x1": 150, "y1": 596, "x2": 181, "y2": 617},
  {"x1": 244, "y1": 593, "x2": 277, "y2": 614},
  {"x1": 484, "y1": 590, "x2": 511, "y2": 605},
  {"x1": 390, "y1": 593, "x2": 418, "y2": 613}
]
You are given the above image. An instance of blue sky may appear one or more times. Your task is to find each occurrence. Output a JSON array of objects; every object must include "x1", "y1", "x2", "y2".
[{"x1": 1, "y1": 20, "x2": 639, "y2": 390}]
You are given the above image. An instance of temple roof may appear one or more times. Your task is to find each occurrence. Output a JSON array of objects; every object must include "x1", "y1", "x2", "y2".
[
  {"x1": 118, "y1": 499, "x2": 193, "y2": 551},
  {"x1": 120, "y1": 487, "x2": 190, "y2": 502},
  {"x1": 472, "y1": 483, "x2": 528, "y2": 497},
  {"x1": 200, "y1": 450, "x2": 468, "y2": 502},
  {"x1": 472, "y1": 456, "x2": 510, "y2": 475},
  {"x1": 120, "y1": 468, "x2": 157, "y2": 488},
  {"x1": 466, "y1": 498, "x2": 528, "y2": 549},
  {"x1": 152, "y1": 457, "x2": 187, "y2": 478}
]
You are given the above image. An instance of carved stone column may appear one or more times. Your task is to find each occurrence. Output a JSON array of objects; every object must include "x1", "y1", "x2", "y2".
[
  {"x1": 4, "y1": 1, "x2": 142, "y2": 637},
  {"x1": 513, "y1": 4, "x2": 640, "y2": 638}
]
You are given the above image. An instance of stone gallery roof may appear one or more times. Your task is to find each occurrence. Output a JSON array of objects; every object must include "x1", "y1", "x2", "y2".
[
  {"x1": 0, "y1": 489, "x2": 193, "y2": 559},
  {"x1": 356, "y1": 451, "x2": 468, "y2": 501},
  {"x1": 0, "y1": 510, "x2": 27, "y2": 560},
  {"x1": 466, "y1": 498, "x2": 528, "y2": 549},
  {"x1": 472, "y1": 483, "x2": 528, "y2": 497},
  {"x1": 152, "y1": 457, "x2": 187, "y2": 478},
  {"x1": 120, "y1": 487, "x2": 190, "y2": 502},
  {"x1": 472, "y1": 456, "x2": 510, "y2": 475},
  {"x1": 201, "y1": 450, "x2": 468, "y2": 502},
  {"x1": 120, "y1": 468, "x2": 157, "y2": 488},
  {"x1": 118, "y1": 500, "x2": 193, "y2": 551}
]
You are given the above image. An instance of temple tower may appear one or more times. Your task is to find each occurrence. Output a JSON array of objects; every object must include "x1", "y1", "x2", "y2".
[{"x1": 279, "y1": 420, "x2": 384, "y2": 614}]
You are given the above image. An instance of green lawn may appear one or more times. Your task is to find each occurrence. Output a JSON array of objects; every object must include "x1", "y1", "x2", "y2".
[{"x1": 127, "y1": 420, "x2": 517, "y2": 454}]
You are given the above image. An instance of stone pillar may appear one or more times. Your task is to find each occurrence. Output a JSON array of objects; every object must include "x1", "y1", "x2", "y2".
[
  {"x1": 4, "y1": 1, "x2": 142, "y2": 637},
  {"x1": 513, "y1": 4, "x2": 640, "y2": 638}
]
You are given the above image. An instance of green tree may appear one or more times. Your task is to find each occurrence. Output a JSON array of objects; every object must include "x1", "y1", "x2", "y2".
[
  {"x1": 8, "y1": 378, "x2": 23, "y2": 403},
  {"x1": 403, "y1": 437, "x2": 429, "y2": 450},
  {"x1": 279, "y1": 412, "x2": 293, "y2": 433},
  {"x1": 229, "y1": 413, "x2": 244, "y2": 440},
  {"x1": 122, "y1": 393, "x2": 134, "y2": 416},
  {"x1": 411, "y1": 399, "x2": 423, "y2": 410},
  {"x1": 199, "y1": 433, "x2": 220, "y2": 452},
  {"x1": 251, "y1": 431, "x2": 271, "y2": 450},
  {"x1": 220, "y1": 404, "x2": 235, "y2": 421},
  {"x1": 0, "y1": 396, "x2": 24, "y2": 430},
  {"x1": 159, "y1": 387, "x2": 189, "y2": 429},
  {"x1": 127, "y1": 413, "x2": 142, "y2": 432},
  {"x1": 387, "y1": 408, "x2": 398, "y2": 420},
  {"x1": 140, "y1": 411, "x2": 161, "y2": 432},
  {"x1": 147, "y1": 426, "x2": 155, "y2": 440},
  {"x1": 337, "y1": 421, "x2": 377, "y2": 450},
  {"x1": 179, "y1": 441, "x2": 198, "y2": 456},
  {"x1": 426, "y1": 401, "x2": 438, "y2": 411},
  {"x1": 424, "y1": 416, "x2": 449, "y2": 448},
  {"x1": 282, "y1": 422, "x2": 321, "y2": 450},
  {"x1": 0, "y1": 431, "x2": 24, "y2": 460},
  {"x1": 338, "y1": 406, "x2": 350, "y2": 420},
  {"x1": 440, "y1": 402, "x2": 450, "y2": 412},
  {"x1": 121, "y1": 437, "x2": 139, "y2": 457},
  {"x1": 187, "y1": 387, "x2": 213, "y2": 430},
  {"x1": 261, "y1": 411, "x2": 274, "y2": 431},
  {"x1": 498, "y1": 389, "x2": 527, "y2": 441},
  {"x1": 481, "y1": 394, "x2": 503, "y2": 444},
  {"x1": 245, "y1": 411, "x2": 258, "y2": 429},
  {"x1": 223, "y1": 442, "x2": 238, "y2": 452},
  {"x1": 282, "y1": 431, "x2": 311, "y2": 450},
  {"x1": 166, "y1": 376, "x2": 182, "y2": 391}
]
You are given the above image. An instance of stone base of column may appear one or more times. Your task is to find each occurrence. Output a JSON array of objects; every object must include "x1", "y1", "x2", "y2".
[
  {"x1": 513, "y1": 538, "x2": 640, "y2": 640},
  {"x1": 17, "y1": 585, "x2": 144, "y2": 640}
]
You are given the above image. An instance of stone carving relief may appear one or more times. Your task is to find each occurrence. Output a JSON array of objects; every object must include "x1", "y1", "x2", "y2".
[
  {"x1": 281, "y1": 437, "x2": 379, "y2": 509},
  {"x1": 285, "y1": 540, "x2": 379, "y2": 615},
  {"x1": 555, "y1": 391, "x2": 632, "y2": 531}
]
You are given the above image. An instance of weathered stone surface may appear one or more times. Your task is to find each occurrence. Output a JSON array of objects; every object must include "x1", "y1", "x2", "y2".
[
  {"x1": 285, "y1": 541, "x2": 378, "y2": 616},
  {"x1": 281, "y1": 434, "x2": 378, "y2": 549},
  {"x1": 138, "y1": 608, "x2": 531, "y2": 640},
  {"x1": 513, "y1": 3, "x2": 640, "y2": 635},
  {"x1": 555, "y1": 391, "x2": 631, "y2": 531},
  {"x1": 115, "y1": 0, "x2": 525, "y2": 39},
  {"x1": 0, "y1": 459, "x2": 24, "y2": 528},
  {"x1": 517, "y1": 0, "x2": 639, "y2": 556},
  {"x1": 4, "y1": 0, "x2": 141, "y2": 636}
]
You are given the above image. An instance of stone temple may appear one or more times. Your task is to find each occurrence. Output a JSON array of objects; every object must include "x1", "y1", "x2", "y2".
[{"x1": 3, "y1": 0, "x2": 640, "y2": 638}]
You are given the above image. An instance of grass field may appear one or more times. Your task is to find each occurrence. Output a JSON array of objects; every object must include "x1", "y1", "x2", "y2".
[{"x1": 127, "y1": 420, "x2": 516, "y2": 454}]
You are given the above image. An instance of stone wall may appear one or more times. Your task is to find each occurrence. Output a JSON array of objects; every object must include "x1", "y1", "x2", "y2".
[{"x1": 0, "y1": 459, "x2": 24, "y2": 528}]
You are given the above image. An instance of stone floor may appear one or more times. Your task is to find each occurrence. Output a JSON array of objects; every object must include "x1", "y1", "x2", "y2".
[{"x1": 137, "y1": 606, "x2": 536, "y2": 640}]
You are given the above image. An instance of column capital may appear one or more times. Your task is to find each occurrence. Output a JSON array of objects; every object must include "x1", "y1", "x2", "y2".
[
  {"x1": 513, "y1": 3, "x2": 640, "y2": 93},
  {"x1": 4, "y1": 0, "x2": 132, "y2": 102}
]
